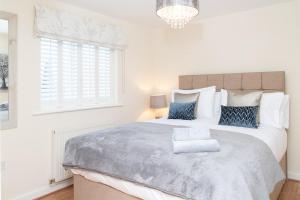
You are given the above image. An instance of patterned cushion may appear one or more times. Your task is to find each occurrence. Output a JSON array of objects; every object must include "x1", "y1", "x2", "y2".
[
  {"x1": 168, "y1": 102, "x2": 196, "y2": 120},
  {"x1": 218, "y1": 106, "x2": 259, "y2": 128}
]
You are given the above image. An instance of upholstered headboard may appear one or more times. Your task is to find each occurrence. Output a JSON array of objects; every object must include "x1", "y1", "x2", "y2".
[{"x1": 179, "y1": 71, "x2": 285, "y2": 92}]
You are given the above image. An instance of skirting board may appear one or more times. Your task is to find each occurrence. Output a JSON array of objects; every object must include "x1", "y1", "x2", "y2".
[
  {"x1": 288, "y1": 171, "x2": 300, "y2": 181},
  {"x1": 13, "y1": 179, "x2": 73, "y2": 200}
]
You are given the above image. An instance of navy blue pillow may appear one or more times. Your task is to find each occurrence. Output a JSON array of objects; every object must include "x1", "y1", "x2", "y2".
[
  {"x1": 168, "y1": 102, "x2": 196, "y2": 120},
  {"x1": 218, "y1": 106, "x2": 259, "y2": 128}
]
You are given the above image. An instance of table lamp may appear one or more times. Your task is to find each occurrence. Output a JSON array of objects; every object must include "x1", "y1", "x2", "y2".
[{"x1": 150, "y1": 94, "x2": 167, "y2": 119}]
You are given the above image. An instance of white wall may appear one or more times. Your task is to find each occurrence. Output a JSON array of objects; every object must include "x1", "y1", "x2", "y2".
[
  {"x1": 0, "y1": 0, "x2": 156, "y2": 199},
  {"x1": 153, "y1": 0, "x2": 300, "y2": 179}
]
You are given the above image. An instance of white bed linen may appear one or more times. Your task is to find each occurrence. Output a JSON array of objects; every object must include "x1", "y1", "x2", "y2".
[
  {"x1": 71, "y1": 119, "x2": 287, "y2": 200},
  {"x1": 153, "y1": 118, "x2": 287, "y2": 162}
]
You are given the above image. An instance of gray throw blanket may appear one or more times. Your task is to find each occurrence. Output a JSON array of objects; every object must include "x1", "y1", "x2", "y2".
[{"x1": 63, "y1": 122, "x2": 284, "y2": 200}]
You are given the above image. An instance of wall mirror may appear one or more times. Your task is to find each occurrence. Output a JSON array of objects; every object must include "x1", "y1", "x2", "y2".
[{"x1": 0, "y1": 11, "x2": 17, "y2": 130}]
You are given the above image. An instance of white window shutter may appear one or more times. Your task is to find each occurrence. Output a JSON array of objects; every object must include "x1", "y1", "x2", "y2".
[
  {"x1": 40, "y1": 37, "x2": 119, "y2": 110},
  {"x1": 98, "y1": 47, "x2": 114, "y2": 100},
  {"x1": 81, "y1": 44, "x2": 96, "y2": 101},
  {"x1": 40, "y1": 38, "x2": 59, "y2": 106},
  {"x1": 62, "y1": 41, "x2": 79, "y2": 102}
]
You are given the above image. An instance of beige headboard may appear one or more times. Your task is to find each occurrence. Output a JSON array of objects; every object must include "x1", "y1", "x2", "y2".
[{"x1": 179, "y1": 71, "x2": 285, "y2": 92}]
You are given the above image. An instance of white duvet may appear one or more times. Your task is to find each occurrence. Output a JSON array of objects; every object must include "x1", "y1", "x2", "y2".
[{"x1": 71, "y1": 118, "x2": 287, "y2": 200}]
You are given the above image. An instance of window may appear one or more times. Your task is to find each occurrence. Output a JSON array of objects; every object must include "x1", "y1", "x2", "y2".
[{"x1": 40, "y1": 38, "x2": 119, "y2": 111}]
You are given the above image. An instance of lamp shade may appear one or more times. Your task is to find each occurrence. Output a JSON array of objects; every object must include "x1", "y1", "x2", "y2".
[{"x1": 150, "y1": 94, "x2": 167, "y2": 109}]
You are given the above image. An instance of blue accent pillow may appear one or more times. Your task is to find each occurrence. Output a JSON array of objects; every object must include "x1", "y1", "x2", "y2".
[
  {"x1": 168, "y1": 101, "x2": 197, "y2": 120},
  {"x1": 218, "y1": 106, "x2": 259, "y2": 128}
]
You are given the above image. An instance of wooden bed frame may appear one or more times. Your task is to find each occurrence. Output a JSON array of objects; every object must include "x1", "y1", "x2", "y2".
[{"x1": 73, "y1": 71, "x2": 287, "y2": 200}]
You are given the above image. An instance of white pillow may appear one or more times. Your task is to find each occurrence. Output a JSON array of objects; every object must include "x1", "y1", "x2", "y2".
[
  {"x1": 172, "y1": 86, "x2": 216, "y2": 119},
  {"x1": 214, "y1": 91, "x2": 227, "y2": 120},
  {"x1": 260, "y1": 92, "x2": 284, "y2": 128},
  {"x1": 198, "y1": 86, "x2": 216, "y2": 118},
  {"x1": 220, "y1": 89, "x2": 228, "y2": 106},
  {"x1": 214, "y1": 92, "x2": 222, "y2": 119},
  {"x1": 172, "y1": 88, "x2": 202, "y2": 102},
  {"x1": 279, "y1": 95, "x2": 289, "y2": 129}
]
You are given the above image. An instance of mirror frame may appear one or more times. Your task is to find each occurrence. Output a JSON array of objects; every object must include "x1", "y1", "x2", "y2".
[{"x1": 0, "y1": 11, "x2": 17, "y2": 130}]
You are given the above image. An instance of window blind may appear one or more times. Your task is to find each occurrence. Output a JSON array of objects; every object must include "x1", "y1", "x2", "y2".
[
  {"x1": 62, "y1": 41, "x2": 79, "y2": 102},
  {"x1": 40, "y1": 37, "x2": 118, "y2": 110},
  {"x1": 82, "y1": 44, "x2": 96, "y2": 100},
  {"x1": 35, "y1": 5, "x2": 127, "y2": 49},
  {"x1": 98, "y1": 47, "x2": 114, "y2": 99},
  {"x1": 40, "y1": 38, "x2": 59, "y2": 104}
]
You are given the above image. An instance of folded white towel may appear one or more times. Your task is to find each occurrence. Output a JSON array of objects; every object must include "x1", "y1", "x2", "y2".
[
  {"x1": 173, "y1": 139, "x2": 220, "y2": 154},
  {"x1": 173, "y1": 127, "x2": 211, "y2": 141}
]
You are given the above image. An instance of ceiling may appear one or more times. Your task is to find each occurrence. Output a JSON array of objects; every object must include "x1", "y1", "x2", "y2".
[
  {"x1": 0, "y1": 19, "x2": 8, "y2": 34},
  {"x1": 60, "y1": 0, "x2": 292, "y2": 26}
]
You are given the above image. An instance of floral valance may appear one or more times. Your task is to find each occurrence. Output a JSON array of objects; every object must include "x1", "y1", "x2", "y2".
[{"x1": 34, "y1": 5, "x2": 127, "y2": 49}]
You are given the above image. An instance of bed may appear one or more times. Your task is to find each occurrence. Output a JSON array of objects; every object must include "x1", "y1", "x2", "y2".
[{"x1": 64, "y1": 71, "x2": 287, "y2": 200}]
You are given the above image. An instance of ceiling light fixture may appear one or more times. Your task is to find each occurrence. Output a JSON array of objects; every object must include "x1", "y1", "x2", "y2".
[{"x1": 156, "y1": 0, "x2": 199, "y2": 29}]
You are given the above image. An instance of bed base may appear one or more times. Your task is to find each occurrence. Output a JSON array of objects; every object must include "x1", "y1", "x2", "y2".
[
  {"x1": 74, "y1": 175, "x2": 141, "y2": 200},
  {"x1": 74, "y1": 154, "x2": 287, "y2": 200}
]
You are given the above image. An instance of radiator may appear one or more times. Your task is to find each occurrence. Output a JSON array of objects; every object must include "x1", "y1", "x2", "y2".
[{"x1": 50, "y1": 124, "x2": 114, "y2": 184}]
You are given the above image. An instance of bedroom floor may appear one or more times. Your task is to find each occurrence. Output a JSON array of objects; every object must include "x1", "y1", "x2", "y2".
[{"x1": 38, "y1": 179, "x2": 300, "y2": 200}]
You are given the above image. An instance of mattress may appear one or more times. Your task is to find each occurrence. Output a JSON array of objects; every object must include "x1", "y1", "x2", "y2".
[{"x1": 71, "y1": 118, "x2": 287, "y2": 200}]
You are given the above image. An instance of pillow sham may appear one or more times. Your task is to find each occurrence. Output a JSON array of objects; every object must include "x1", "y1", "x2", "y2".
[
  {"x1": 227, "y1": 90, "x2": 263, "y2": 106},
  {"x1": 280, "y1": 95, "x2": 289, "y2": 129},
  {"x1": 172, "y1": 86, "x2": 216, "y2": 119},
  {"x1": 219, "y1": 89, "x2": 228, "y2": 106},
  {"x1": 218, "y1": 106, "x2": 259, "y2": 128},
  {"x1": 173, "y1": 92, "x2": 200, "y2": 103},
  {"x1": 221, "y1": 90, "x2": 262, "y2": 125},
  {"x1": 197, "y1": 87, "x2": 216, "y2": 118},
  {"x1": 214, "y1": 91, "x2": 228, "y2": 120},
  {"x1": 260, "y1": 92, "x2": 285, "y2": 128},
  {"x1": 168, "y1": 102, "x2": 197, "y2": 120}
]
